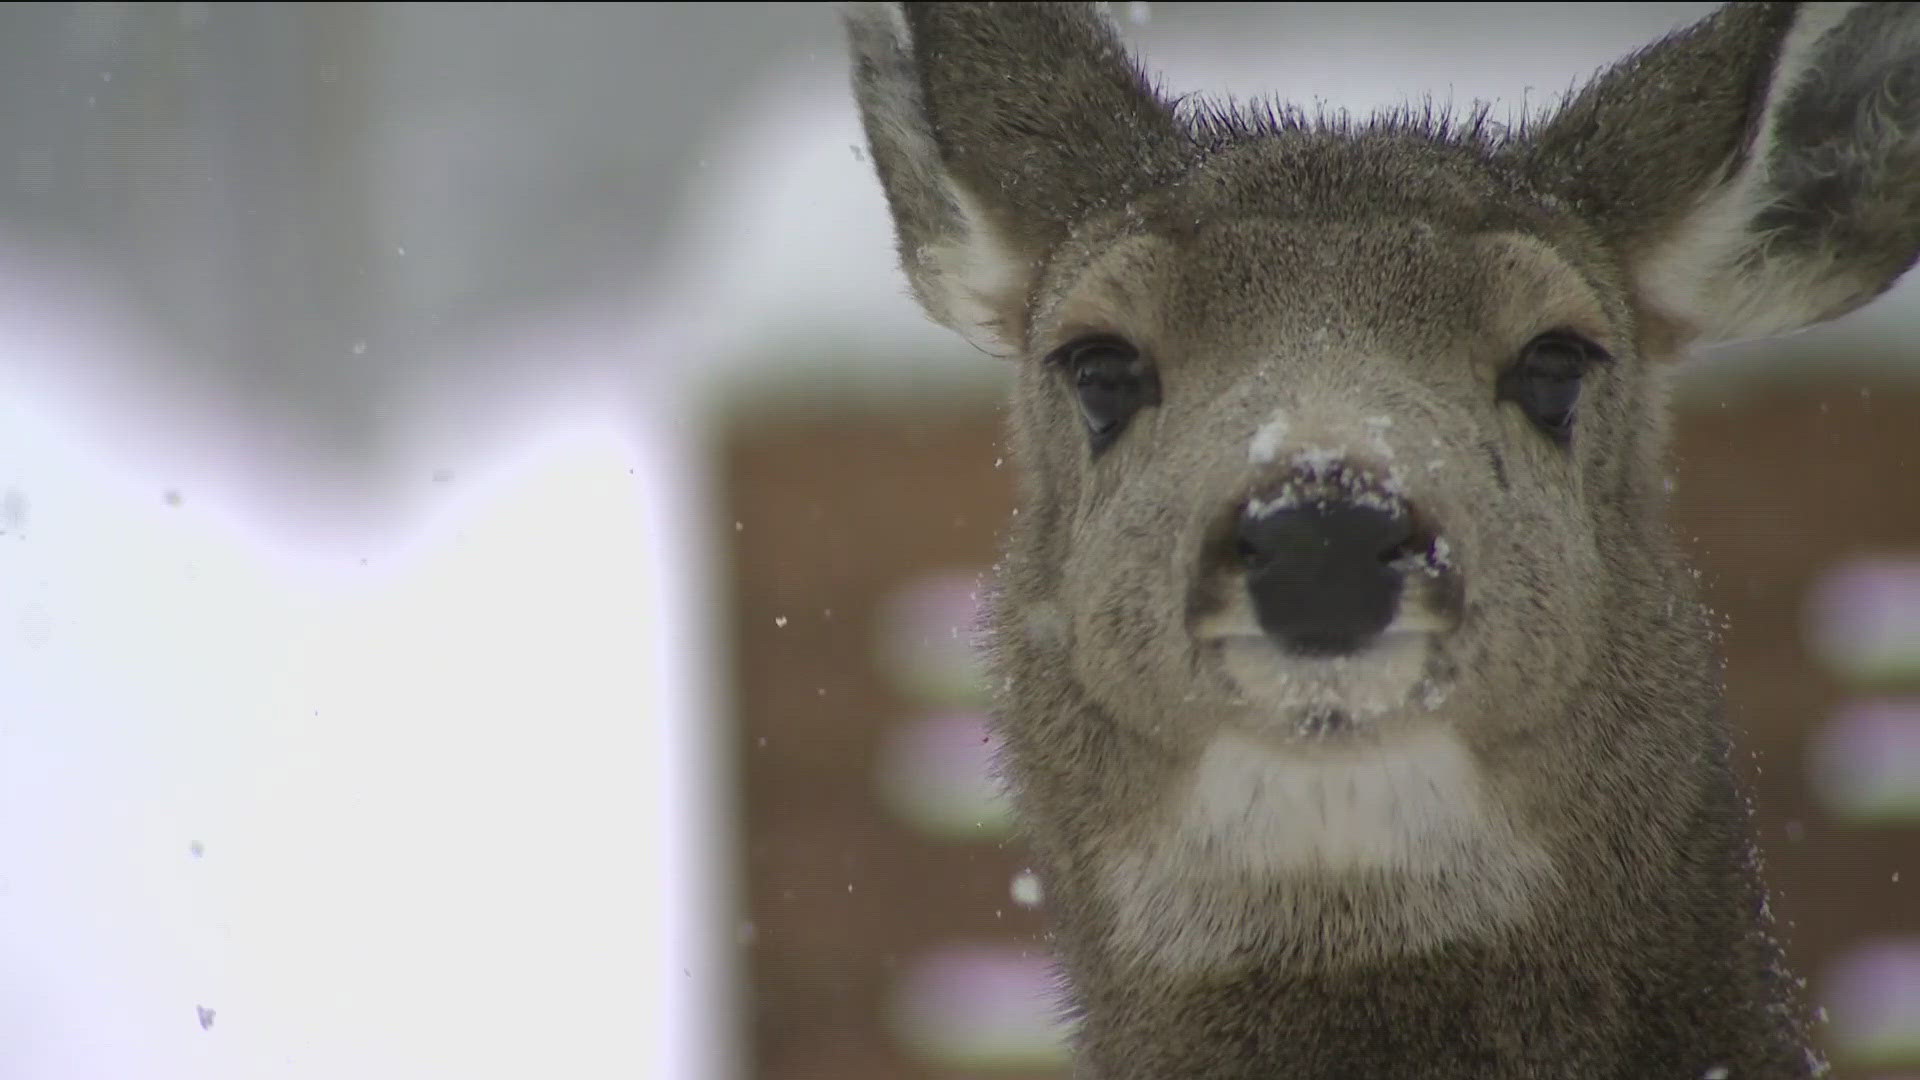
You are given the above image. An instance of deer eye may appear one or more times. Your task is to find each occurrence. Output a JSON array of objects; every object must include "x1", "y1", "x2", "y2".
[
  {"x1": 1051, "y1": 336, "x2": 1160, "y2": 455},
  {"x1": 1497, "y1": 331, "x2": 1609, "y2": 446}
]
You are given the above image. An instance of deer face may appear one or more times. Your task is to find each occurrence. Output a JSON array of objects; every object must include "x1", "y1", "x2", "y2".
[
  {"x1": 848, "y1": 2, "x2": 1920, "y2": 975},
  {"x1": 1006, "y1": 152, "x2": 1642, "y2": 756},
  {"x1": 848, "y1": 0, "x2": 1920, "y2": 1036},
  {"x1": 849, "y1": 1, "x2": 1920, "y2": 764}
]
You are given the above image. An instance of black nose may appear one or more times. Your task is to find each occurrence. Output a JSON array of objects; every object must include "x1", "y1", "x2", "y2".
[{"x1": 1238, "y1": 500, "x2": 1414, "y2": 656}]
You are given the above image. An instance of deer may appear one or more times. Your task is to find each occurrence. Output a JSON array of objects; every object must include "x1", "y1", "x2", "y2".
[{"x1": 844, "y1": 2, "x2": 1919, "y2": 1076}]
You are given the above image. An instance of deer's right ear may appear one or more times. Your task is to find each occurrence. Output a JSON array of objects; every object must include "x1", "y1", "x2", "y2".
[
  {"x1": 1530, "y1": 2, "x2": 1920, "y2": 350},
  {"x1": 843, "y1": 2, "x2": 1185, "y2": 357}
]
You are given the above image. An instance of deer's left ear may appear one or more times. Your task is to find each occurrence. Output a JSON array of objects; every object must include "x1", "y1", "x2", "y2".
[
  {"x1": 843, "y1": 2, "x2": 1186, "y2": 357},
  {"x1": 1529, "y1": 2, "x2": 1920, "y2": 348}
]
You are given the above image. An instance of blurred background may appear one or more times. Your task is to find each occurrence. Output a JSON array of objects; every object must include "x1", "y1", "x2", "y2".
[{"x1": 0, "y1": 3, "x2": 1914, "y2": 1078}]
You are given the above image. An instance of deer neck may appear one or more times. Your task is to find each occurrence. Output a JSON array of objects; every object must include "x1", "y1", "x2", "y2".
[{"x1": 1007, "y1": 701, "x2": 1813, "y2": 1078}]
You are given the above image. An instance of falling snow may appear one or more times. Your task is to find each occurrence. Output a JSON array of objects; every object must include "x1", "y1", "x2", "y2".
[
  {"x1": 0, "y1": 489, "x2": 25, "y2": 536},
  {"x1": 1011, "y1": 870, "x2": 1043, "y2": 907}
]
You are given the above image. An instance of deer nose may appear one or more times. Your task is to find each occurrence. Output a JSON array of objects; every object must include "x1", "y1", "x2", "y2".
[{"x1": 1237, "y1": 500, "x2": 1414, "y2": 657}]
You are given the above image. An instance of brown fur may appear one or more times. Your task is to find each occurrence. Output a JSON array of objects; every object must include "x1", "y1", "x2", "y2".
[{"x1": 845, "y1": 3, "x2": 1920, "y2": 1076}]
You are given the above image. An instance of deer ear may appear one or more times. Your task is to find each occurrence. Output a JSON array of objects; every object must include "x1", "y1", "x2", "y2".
[
  {"x1": 1530, "y1": 2, "x2": 1920, "y2": 348},
  {"x1": 843, "y1": 2, "x2": 1185, "y2": 357}
]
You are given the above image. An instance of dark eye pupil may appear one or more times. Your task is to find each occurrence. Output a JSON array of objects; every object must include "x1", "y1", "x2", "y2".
[
  {"x1": 1499, "y1": 332, "x2": 1605, "y2": 445},
  {"x1": 1522, "y1": 372, "x2": 1580, "y2": 427},
  {"x1": 1076, "y1": 363, "x2": 1134, "y2": 433},
  {"x1": 1054, "y1": 337, "x2": 1158, "y2": 454}
]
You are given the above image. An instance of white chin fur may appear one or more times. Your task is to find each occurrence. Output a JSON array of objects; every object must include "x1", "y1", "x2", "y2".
[
  {"x1": 1212, "y1": 629, "x2": 1436, "y2": 723},
  {"x1": 1096, "y1": 726, "x2": 1552, "y2": 975}
]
